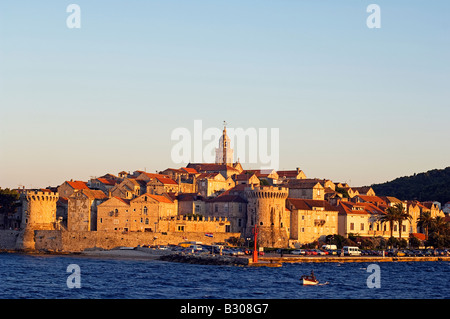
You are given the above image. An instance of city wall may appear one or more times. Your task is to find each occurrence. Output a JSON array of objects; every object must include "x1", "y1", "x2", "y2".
[{"x1": 32, "y1": 230, "x2": 241, "y2": 252}]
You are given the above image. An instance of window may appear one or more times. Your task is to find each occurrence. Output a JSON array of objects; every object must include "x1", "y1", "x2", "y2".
[
  {"x1": 360, "y1": 223, "x2": 364, "y2": 231},
  {"x1": 177, "y1": 225, "x2": 185, "y2": 232},
  {"x1": 238, "y1": 219, "x2": 242, "y2": 227},
  {"x1": 350, "y1": 223, "x2": 355, "y2": 231},
  {"x1": 145, "y1": 218, "x2": 149, "y2": 225},
  {"x1": 143, "y1": 206, "x2": 148, "y2": 215}
]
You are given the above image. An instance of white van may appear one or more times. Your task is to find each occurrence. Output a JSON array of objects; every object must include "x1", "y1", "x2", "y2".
[
  {"x1": 322, "y1": 244, "x2": 337, "y2": 250},
  {"x1": 343, "y1": 246, "x2": 361, "y2": 256}
]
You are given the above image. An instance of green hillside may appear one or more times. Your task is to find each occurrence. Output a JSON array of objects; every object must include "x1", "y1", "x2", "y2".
[{"x1": 371, "y1": 167, "x2": 450, "y2": 205}]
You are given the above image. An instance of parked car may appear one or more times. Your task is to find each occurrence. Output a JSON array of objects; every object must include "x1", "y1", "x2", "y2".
[{"x1": 291, "y1": 249, "x2": 306, "y2": 255}]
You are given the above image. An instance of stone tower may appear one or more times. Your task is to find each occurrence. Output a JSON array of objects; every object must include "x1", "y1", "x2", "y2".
[
  {"x1": 16, "y1": 190, "x2": 59, "y2": 250},
  {"x1": 215, "y1": 121, "x2": 233, "y2": 165},
  {"x1": 244, "y1": 185, "x2": 289, "y2": 248}
]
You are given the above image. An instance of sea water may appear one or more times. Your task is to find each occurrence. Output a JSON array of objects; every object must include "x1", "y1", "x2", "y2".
[{"x1": 0, "y1": 253, "x2": 448, "y2": 299}]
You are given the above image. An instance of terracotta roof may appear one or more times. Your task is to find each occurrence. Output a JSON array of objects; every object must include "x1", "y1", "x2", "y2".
[
  {"x1": 207, "y1": 194, "x2": 247, "y2": 203},
  {"x1": 277, "y1": 170, "x2": 303, "y2": 177},
  {"x1": 187, "y1": 163, "x2": 239, "y2": 173},
  {"x1": 113, "y1": 197, "x2": 132, "y2": 205},
  {"x1": 82, "y1": 189, "x2": 108, "y2": 200},
  {"x1": 96, "y1": 178, "x2": 116, "y2": 186},
  {"x1": 287, "y1": 198, "x2": 338, "y2": 211},
  {"x1": 182, "y1": 167, "x2": 198, "y2": 174},
  {"x1": 137, "y1": 172, "x2": 170, "y2": 179},
  {"x1": 338, "y1": 201, "x2": 385, "y2": 215},
  {"x1": 155, "y1": 177, "x2": 178, "y2": 185},
  {"x1": 356, "y1": 195, "x2": 386, "y2": 204},
  {"x1": 66, "y1": 180, "x2": 89, "y2": 190},
  {"x1": 146, "y1": 194, "x2": 174, "y2": 203},
  {"x1": 177, "y1": 193, "x2": 204, "y2": 201},
  {"x1": 283, "y1": 180, "x2": 323, "y2": 189}
]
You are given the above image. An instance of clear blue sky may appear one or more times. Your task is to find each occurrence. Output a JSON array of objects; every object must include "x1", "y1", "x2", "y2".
[{"x1": 0, "y1": 1, "x2": 449, "y2": 188}]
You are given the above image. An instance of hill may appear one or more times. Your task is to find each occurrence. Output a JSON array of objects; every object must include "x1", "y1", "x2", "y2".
[{"x1": 370, "y1": 167, "x2": 450, "y2": 205}]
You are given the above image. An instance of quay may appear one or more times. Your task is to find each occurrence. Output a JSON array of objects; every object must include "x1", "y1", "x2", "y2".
[{"x1": 259, "y1": 255, "x2": 450, "y2": 263}]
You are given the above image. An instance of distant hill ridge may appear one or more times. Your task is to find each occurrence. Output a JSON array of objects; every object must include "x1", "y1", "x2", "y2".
[{"x1": 370, "y1": 167, "x2": 450, "y2": 205}]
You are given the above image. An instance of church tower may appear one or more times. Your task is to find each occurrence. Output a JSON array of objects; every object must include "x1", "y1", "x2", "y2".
[{"x1": 215, "y1": 121, "x2": 234, "y2": 165}]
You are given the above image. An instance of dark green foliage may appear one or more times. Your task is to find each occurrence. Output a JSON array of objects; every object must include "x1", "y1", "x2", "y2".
[{"x1": 371, "y1": 167, "x2": 450, "y2": 204}]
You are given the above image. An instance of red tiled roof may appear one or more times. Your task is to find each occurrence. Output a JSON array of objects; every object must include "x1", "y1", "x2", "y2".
[
  {"x1": 207, "y1": 194, "x2": 247, "y2": 203},
  {"x1": 338, "y1": 201, "x2": 385, "y2": 215},
  {"x1": 96, "y1": 178, "x2": 116, "y2": 186},
  {"x1": 66, "y1": 181, "x2": 89, "y2": 190},
  {"x1": 113, "y1": 197, "x2": 132, "y2": 205},
  {"x1": 155, "y1": 177, "x2": 178, "y2": 185},
  {"x1": 147, "y1": 194, "x2": 174, "y2": 203},
  {"x1": 357, "y1": 195, "x2": 386, "y2": 204},
  {"x1": 182, "y1": 167, "x2": 198, "y2": 174},
  {"x1": 287, "y1": 198, "x2": 338, "y2": 211}
]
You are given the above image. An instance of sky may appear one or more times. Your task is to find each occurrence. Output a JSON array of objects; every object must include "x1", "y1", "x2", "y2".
[{"x1": 0, "y1": 1, "x2": 449, "y2": 189}]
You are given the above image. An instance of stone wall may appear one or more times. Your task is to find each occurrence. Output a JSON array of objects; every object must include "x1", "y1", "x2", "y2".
[
  {"x1": 0, "y1": 230, "x2": 20, "y2": 250},
  {"x1": 33, "y1": 230, "x2": 241, "y2": 252}
]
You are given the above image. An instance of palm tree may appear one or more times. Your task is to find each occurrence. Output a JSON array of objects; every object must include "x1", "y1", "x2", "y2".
[
  {"x1": 395, "y1": 203, "x2": 412, "y2": 241},
  {"x1": 417, "y1": 211, "x2": 433, "y2": 239},
  {"x1": 379, "y1": 205, "x2": 399, "y2": 239},
  {"x1": 431, "y1": 216, "x2": 449, "y2": 237}
]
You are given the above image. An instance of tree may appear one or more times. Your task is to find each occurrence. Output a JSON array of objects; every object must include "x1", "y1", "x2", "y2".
[
  {"x1": 417, "y1": 212, "x2": 433, "y2": 239},
  {"x1": 394, "y1": 203, "x2": 412, "y2": 241},
  {"x1": 378, "y1": 206, "x2": 399, "y2": 239},
  {"x1": 0, "y1": 188, "x2": 20, "y2": 229},
  {"x1": 430, "y1": 216, "x2": 449, "y2": 237}
]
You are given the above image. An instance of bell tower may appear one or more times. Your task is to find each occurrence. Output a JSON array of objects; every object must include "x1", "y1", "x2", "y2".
[{"x1": 215, "y1": 121, "x2": 233, "y2": 165}]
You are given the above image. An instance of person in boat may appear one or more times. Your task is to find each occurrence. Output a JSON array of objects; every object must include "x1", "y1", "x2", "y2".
[{"x1": 301, "y1": 270, "x2": 317, "y2": 282}]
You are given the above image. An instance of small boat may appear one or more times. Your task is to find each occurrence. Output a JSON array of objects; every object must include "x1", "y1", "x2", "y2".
[{"x1": 301, "y1": 270, "x2": 319, "y2": 286}]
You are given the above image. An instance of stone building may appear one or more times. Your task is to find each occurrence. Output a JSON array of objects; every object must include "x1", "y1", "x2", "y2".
[
  {"x1": 287, "y1": 198, "x2": 339, "y2": 246},
  {"x1": 57, "y1": 180, "x2": 89, "y2": 198},
  {"x1": 196, "y1": 172, "x2": 235, "y2": 197},
  {"x1": 97, "y1": 193, "x2": 177, "y2": 233},
  {"x1": 177, "y1": 193, "x2": 205, "y2": 216},
  {"x1": 276, "y1": 168, "x2": 306, "y2": 183},
  {"x1": 68, "y1": 189, "x2": 108, "y2": 231},
  {"x1": 146, "y1": 176, "x2": 179, "y2": 195},
  {"x1": 110, "y1": 178, "x2": 147, "y2": 199},
  {"x1": 205, "y1": 194, "x2": 248, "y2": 234},
  {"x1": 337, "y1": 201, "x2": 391, "y2": 238},
  {"x1": 283, "y1": 180, "x2": 325, "y2": 200}
]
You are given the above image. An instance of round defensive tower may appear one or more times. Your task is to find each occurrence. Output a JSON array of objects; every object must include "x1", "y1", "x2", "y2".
[
  {"x1": 21, "y1": 190, "x2": 59, "y2": 230},
  {"x1": 16, "y1": 190, "x2": 59, "y2": 250},
  {"x1": 244, "y1": 185, "x2": 289, "y2": 248}
]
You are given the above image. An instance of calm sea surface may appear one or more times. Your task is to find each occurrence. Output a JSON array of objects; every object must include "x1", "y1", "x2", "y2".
[{"x1": 0, "y1": 253, "x2": 449, "y2": 299}]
